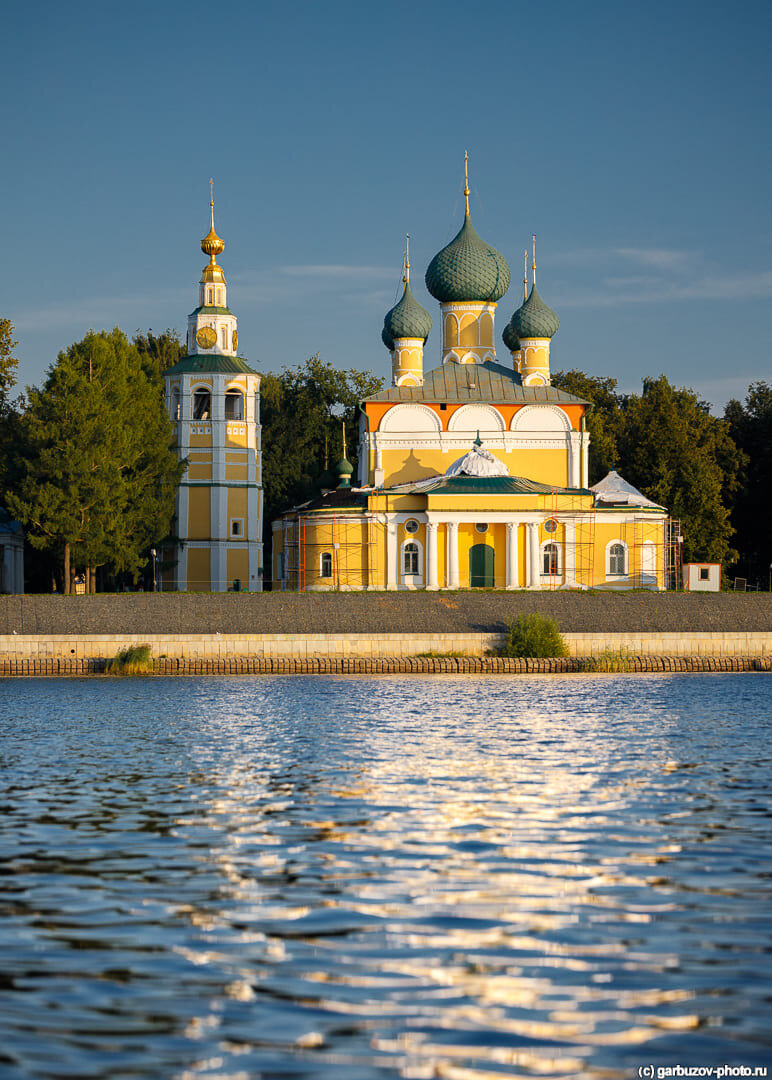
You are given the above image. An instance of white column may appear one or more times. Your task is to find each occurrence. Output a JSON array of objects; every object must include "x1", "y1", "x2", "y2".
[
  {"x1": 446, "y1": 522, "x2": 460, "y2": 588},
  {"x1": 386, "y1": 522, "x2": 398, "y2": 590},
  {"x1": 570, "y1": 433, "x2": 581, "y2": 488},
  {"x1": 506, "y1": 522, "x2": 519, "y2": 589},
  {"x1": 564, "y1": 521, "x2": 576, "y2": 587},
  {"x1": 213, "y1": 541, "x2": 228, "y2": 593},
  {"x1": 527, "y1": 522, "x2": 540, "y2": 589},
  {"x1": 426, "y1": 521, "x2": 439, "y2": 590}
]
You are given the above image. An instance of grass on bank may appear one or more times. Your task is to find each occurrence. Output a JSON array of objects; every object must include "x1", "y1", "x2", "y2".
[
  {"x1": 500, "y1": 614, "x2": 568, "y2": 658},
  {"x1": 580, "y1": 649, "x2": 635, "y2": 672},
  {"x1": 107, "y1": 644, "x2": 153, "y2": 675}
]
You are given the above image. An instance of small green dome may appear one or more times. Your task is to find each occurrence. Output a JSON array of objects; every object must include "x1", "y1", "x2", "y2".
[
  {"x1": 425, "y1": 212, "x2": 511, "y2": 303},
  {"x1": 336, "y1": 456, "x2": 354, "y2": 488},
  {"x1": 382, "y1": 280, "x2": 432, "y2": 347},
  {"x1": 502, "y1": 319, "x2": 520, "y2": 352},
  {"x1": 511, "y1": 285, "x2": 559, "y2": 339}
]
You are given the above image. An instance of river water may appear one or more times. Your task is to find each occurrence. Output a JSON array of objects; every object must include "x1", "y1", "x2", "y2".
[{"x1": 0, "y1": 674, "x2": 770, "y2": 1080}]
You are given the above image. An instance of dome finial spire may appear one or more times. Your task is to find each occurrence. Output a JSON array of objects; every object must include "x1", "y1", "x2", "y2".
[
  {"x1": 523, "y1": 250, "x2": 528, "y2": 300},
  {"x1": 201, "y1": 178, "x2": 225, "y2": 267},
  {"x1": 532, "y1": 233, "x2": 537, "y2": 287},
  {"x1": 463, "y1": 149, "x2": 470, "y2": 216},
  {"x1": 404, "y1": 233, "x2": 410, "y2": 284}
]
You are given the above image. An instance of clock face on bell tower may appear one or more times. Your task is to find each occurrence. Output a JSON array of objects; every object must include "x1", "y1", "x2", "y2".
[{"x1": 196, "y1": 326, "x2": 217, "y2": 350}]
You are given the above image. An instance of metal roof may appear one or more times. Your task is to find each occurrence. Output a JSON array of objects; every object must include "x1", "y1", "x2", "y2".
[
  {"x1": 164, "y1": 353, "x2": 259, "y2": 376},
  {"x1": 363, "y1": 359, "x2": 587, "y2": 405},
  {"x1": 401, "y1": 475, "x2": 592, "y2": 496}
]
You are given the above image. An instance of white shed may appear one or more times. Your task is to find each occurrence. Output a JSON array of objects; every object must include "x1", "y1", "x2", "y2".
[{"x1": 683, "y1": 563, "x2": 721, "y2": 592}]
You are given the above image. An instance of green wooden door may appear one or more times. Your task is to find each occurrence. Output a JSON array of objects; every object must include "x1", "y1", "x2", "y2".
[{"x1": 469, "y1": 543, "x2": 494, "y2": 588}]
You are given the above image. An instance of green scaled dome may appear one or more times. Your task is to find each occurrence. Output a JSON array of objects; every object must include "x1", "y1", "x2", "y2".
[
  {"x1": 502, "y1": 318, "x2": 520, "y2": 352},
  {"x1": 381, "y1": 325, "x2": 394, "y2": 351},
  {"x1": 382, "y1": 281, "x2": 433, "y2": 347},
  {"x1": 425, "y1": 213, "x2": 511, "y2": 302},
  {"x1": 511, "y1": 285, "x2": 559, "y2": 339}
]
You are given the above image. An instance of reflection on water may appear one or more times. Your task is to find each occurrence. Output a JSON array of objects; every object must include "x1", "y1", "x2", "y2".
[{"x1": 0, "y1": 674, "x2": 770, "y2": 1079}]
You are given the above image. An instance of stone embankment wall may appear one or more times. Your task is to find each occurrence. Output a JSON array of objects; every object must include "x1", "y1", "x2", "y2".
[
  {"x1": 1, "y1": 594, "x2": 769, "y2": 675},
  {"x1": 1, "y1": 592, "x2": 771, "y2": 636},
  {"x1": 2, "y1": 656, "x2": 770, "y2": 677},
  {"x1": 1, "y1": 630, "x2": 771, "y2": 663}
]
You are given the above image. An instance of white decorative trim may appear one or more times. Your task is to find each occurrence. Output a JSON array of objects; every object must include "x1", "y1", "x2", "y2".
[
  {"x1": 378, "y1": 402, "x2": 442, "y2": 434},
  {"x1": 606, "y1": 538, "x2": 628, "y2": 578},
  {"x1": 447, "y1": 403, "x2": 506, "y2": 433},
  {"x1": 400, "y1": 537, "x2": 424, "y2": 587},
  {"x1": 510, "y1": 405, "x2": 571, "y2": 432}
]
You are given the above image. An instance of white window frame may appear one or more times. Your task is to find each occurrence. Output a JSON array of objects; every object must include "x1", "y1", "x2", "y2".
[
  {"x1": 606, "y1": 540, "x2": 628, "y2": 578},
  {"x1": 192, "y1": 385, "x2": 211, "y2": 420},
  {"x1": 320, "y1": 551, "x2": 333, "y2": 578},
  {"x1": 229, "y1": 518, "x2": 244, "y2": 538},
  {"x1": 225, "y1": 389, "x2": 244, "y2": 420},
  {"x1": 401, "y1": 538, "x2": 423, "y2": 585},
  {"x1": 540, "y1": 540, "x2": 562, "y2": 580},
  {"x1": 641, "y1": 541, "x2": 657, "y2": 583}
]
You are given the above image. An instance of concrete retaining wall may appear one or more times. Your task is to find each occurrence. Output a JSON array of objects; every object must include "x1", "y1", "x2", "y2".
[{"x1": 1, "y1": 631, "x2": 771, "y2": 661}]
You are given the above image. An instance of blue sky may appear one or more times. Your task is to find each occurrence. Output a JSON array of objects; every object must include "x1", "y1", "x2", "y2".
[{"x1": 3, "y1": 0, "x2": 771, "y2": 410}]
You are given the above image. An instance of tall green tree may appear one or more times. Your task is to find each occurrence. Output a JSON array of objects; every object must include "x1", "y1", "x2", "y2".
[
  {"x1": 617, "y1": 375, "x2": 742, "y2": 565},
  {"x1": 725, "y1": 381, "x2": 772, "y2": 581},
  {"x1": 7, "y1": 329, "x2": 184, "y2": 592},
  {"x1": 133, "y1": 328, "x2": 184, "y2": 381},
  {"x1": 0, "y1": 318, "x2": 20, "y2": 416},
  {"x1": 551, "y1": 369, "x2": 625, "y2": 482},
  {"x1": 261, "y1": 353, "x2": 383, "y2": 564}
]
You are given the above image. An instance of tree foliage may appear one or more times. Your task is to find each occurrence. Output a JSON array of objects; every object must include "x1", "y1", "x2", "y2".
[
  {"x1": 261, "y1": 353, "x2": 383, "y2": 555},
  {"x1": 553, "y1": 368, "x2": 743, "y2": 566},
  {"x1": 133, "y1": 328, "x2": 184, "y2": 381},
  {"x1": 7, "y1": 329, "x2": 184, "y2": 590},
  {"x1": 0, "y1": 318, "x2": 20, "y2": 416},
  {"x1": 725, "y1": 381, "x2": 772, "y2": 579}
]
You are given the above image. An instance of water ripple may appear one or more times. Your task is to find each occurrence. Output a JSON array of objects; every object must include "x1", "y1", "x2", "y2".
[{"x1": 0, "y1": 673, "x2": 770, "y2": 1078}]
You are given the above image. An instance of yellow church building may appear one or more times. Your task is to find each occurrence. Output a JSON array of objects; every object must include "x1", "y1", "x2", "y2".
[
  {"x1": 273, "y1": 164, "x2": 675, "y2": 591},
  {"x1": 163, "y1": 187, "x2": 263, "y2": 592}
]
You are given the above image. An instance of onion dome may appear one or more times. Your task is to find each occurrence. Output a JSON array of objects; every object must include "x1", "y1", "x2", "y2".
[
  {"x1": 201, "y1": 181, "x2": 226, "y2": 283},
  {"x1": 511, "y1": 285, "x2": 559, "y2": 339},
  {"x1": 382, "y1": 280, "x2": 432, "y2": 348},
  {"x1": 336, "y1": 456, "x2": 354, "y2": 488},
  {"x1": 425, "y1": 212, "x2": 510, "y2": 302},
  {"x1": 446, "y1": 437, "x2": 509, "y2": 478},
  {"x1": 381, "y1": 325, "x2": 394, "y2": 351},
  {"x1": 502, "y1": 319, "x2": 520, "y2": 353}
]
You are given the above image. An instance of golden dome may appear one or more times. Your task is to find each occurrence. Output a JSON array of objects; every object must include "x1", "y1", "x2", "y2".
[{"x1": 201, "y1": 179, "x2": 225, "y2": 260}]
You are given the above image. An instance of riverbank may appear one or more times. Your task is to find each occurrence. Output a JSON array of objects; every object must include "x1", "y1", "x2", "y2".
[
  {"x1": 1, "y1": 591, "x2": 771, "y2": 635},
  {"x1": 2, "y1": 655, "x2": 770, "y2": 676}
]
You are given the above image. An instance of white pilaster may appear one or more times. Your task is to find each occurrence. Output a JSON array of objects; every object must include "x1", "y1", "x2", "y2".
[
  {"x1": 446, "y1": 522, "x2": 460, "y2": 588},
  {"x1": 527, "y1": 522, "x2": 540, "y2": 589},
  {"x1": 386, "y1": 523, "x2": 398, "y2": 590},
  {"x1": 426, "y1": 521, "x2": 439, "y2": 590},
  {"x1": 564, "y1": 522, "x2": 576, "y2": 587},
  {"x1": 506, "y1": 522, "x2": 519, "y2": 589}
]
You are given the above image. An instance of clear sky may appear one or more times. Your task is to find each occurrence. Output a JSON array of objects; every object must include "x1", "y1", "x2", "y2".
[{"x1": 3, "y1": 0, "x2": 771, "y2": 410}]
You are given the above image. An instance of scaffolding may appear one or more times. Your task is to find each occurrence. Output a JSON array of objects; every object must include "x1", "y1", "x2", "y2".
[{"x1": 282, "y1": 513, "x2": 377, "y2": 591}]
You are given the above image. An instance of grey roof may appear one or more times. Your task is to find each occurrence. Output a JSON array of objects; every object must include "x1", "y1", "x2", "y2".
[{"x1": 363, "y1": 359, "x2": 587, "y2": 405}]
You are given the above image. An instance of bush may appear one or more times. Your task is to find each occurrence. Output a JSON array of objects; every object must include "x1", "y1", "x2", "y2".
[
  {"x1": 502, "y1": 614, "x2": 567, "y2": 658},
  {"x1": 108, "y1": 644, "x2": 152, "y2": 675}
]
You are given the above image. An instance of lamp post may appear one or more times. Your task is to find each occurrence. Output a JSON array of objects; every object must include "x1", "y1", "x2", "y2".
[{"x1": 151, "y1": 548, "x2": 157, "y2": 593}]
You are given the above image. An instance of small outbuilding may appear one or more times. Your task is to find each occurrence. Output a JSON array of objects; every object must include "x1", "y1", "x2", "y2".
[{"x1": 683, "y1": 563, "x2": 721, "y2": 592}]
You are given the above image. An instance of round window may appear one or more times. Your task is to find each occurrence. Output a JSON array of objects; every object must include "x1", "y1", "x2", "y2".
[
  {"x1": 404, "y1": 519, "x2": 419, "y2": 534},
  {"x1": 544, "y1": 518, "x2": 558, "y2": 534},
  {"x1": 475, "y1": 523, "x2": 488, "y2": 534}
]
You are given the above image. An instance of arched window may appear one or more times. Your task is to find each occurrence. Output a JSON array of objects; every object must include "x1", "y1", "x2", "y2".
[
  {"x1": 542, "y1": 542, "x2": 559, "y2": 576},
  {"x1": 192, "y1": 388, "x2": 211, "y2": 420},
  {"x1": 220, "y1": 327, "x2": 228, "y2": 349},
  {"x1": 403, "y1": 542, "x2": 419, "y2": 576},
  {"x1": 216, "y1": 288, "x2": 222, "y2": 305},
  {"x1": 225, "y1": 390, "x2": 244, "y2": 420},
  {"x1": 207, "y1": 288, "x2": 213, "y2": 305},
  {"x1": 608, "y1": 542, "x2": 626, "y2": 576},
  {"x1": 320, "y1": 552, "x2": 332, "y2": 578},
  {"x1": 170, "y1": 388, "x2": 180, "y2": 421},
  {"x1": 641, "y1": 541, "x2": 656, "y2": 583}
]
